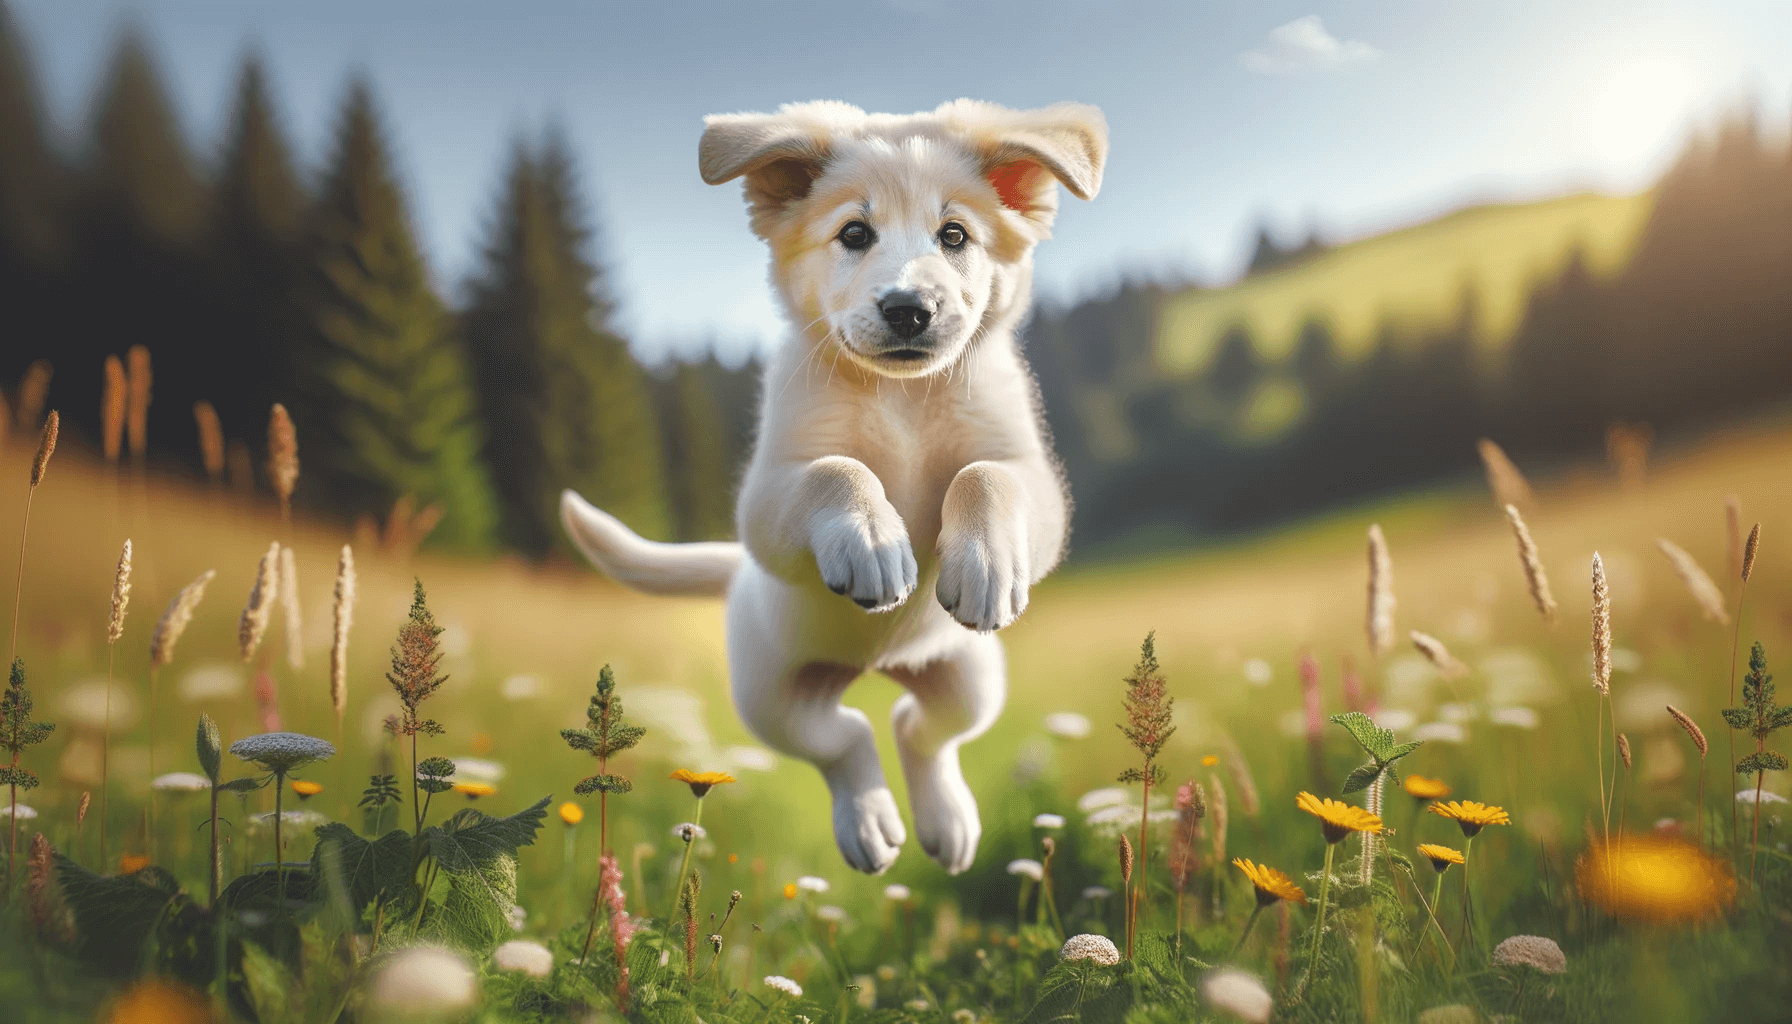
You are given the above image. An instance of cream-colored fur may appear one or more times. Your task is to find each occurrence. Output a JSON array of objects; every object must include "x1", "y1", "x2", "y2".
[{"x1": 561, "y1": 99, "x2": 1106, "y2": 874}]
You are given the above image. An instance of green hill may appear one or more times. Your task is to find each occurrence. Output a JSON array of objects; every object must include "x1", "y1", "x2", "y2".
[{"x1": 1154, "y1": 190, "x2": 1656, "y2": 376}]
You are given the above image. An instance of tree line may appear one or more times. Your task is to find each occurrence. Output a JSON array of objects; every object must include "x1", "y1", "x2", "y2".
[{"x1": 0, "y1": 13, "x2": 755, "y2": 555}]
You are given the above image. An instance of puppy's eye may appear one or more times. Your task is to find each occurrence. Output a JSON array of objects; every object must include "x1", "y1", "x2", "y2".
[
  {"x1": 838, "y1": 221, "x2": 873, "y2": 250},
  {"x1": 939, "y1": 222, "x2": 968, "y2": 250}
]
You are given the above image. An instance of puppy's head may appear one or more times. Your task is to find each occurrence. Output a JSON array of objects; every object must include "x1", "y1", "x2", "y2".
[{"x1": 700, "y1": 100, "x2": 1107, "y2": 378}]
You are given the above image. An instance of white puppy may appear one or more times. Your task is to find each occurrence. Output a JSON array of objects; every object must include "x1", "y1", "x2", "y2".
[{"x1": 561, "y1": 99, "x2": 1106, "y2": 874}]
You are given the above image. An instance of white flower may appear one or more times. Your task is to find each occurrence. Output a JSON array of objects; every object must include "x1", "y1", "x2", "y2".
[
  {"x1": 1084, "y1": 804, "x2": 1137, "y2": 826},
  {"x1": 1242, "y1": 658, "x2": 1273, "y2": 686},
  {"x1": 1148, "y1": 809, "x2": 1179, "y2": 824},
  {"x1": 1201, "y1": 967, "x2": 1272, "y2": 1023},
  {"x1": 952, "y1": 1010, "x2": 976, "y2": 1023},
  {"x1": 499, "y1": 674, "x2": 541, "y2": 701},
  {"x1": 795, "y1": 875, "x2": 830, "y2": 893},
  {"x1": 229, "y1": 732, "x2": 335, "y2": 773},
  {"x1": 1059, "y1": 933, "x2": 1120, "y2": 965},
  {"x1": 1081, "y1": 885, "x2": 1113, "y2": 900},
  {"x1": 853, "y1": 974, "x2": 877, "y2": 1009},
  {"x1": 1412, "y1": 722, "x2": 1467, "y2": 744},
  {"x1": 507, "y1": 905, "x2": 527, "y2": 932},
  {"x1": 1736, "y1": 788, "x2": 1789, "y2": 804},
  {"x1": 1077, "y1": 787, "x2": 1130, "y2": 812},
  {"x1": 1006, "y1": 859, "x2": 1044, "y2": 881},
  {"x1": 370, "y1": 946, "x2": 476, "y2": 1012},
  {"x1": 765, "y1": 975, "x2": 803, "y2": 997},
  {"x1": 905, "y1": 1000, "x2": 930, "y2": 1011},
  {"x1": 1043, "y1": 711, "x2": 1092, "y2": 739},
  {"x1": 59, "y1": 678, "x2": 139, "y2": 731},
  {"x1": 1373, "y1": 708, "x2": 1417, "y2": 732},
  {"x1": 1490, "y1": 934, "x2": 1566, "y2": 974},
  {"x1": 493, "y1": 939, "x2": 553, "y2": 977},
  {"x1": 249, "y1": 809, "x2": 329, "y2": 832},
  {"x1": 815, "y1": 905, "x2": 847, "y2": 923},
  {"x1": 672, "y1": 822, "x2": 708, "y2": 842},
  {"x1": 1489, "y1": 706, "x2": 1540, "y2": 730},
  {"x1": 726, "y1": 745, "x2": 778, "y2": 772},
  {"x1": 1437, "y1": 702, "x2": 1479, "y2": 724},
  {"x1": 883, "y1": 883, "x2": 911, "y2": 901},
  {"x1": 152, "y1": 772, "x2": 212, "y2": 793},
  {"x1": 451, "y1": 758, "x2": 505, "y2": 782},
  {"x1": 1033, "y1": 813, "x2": 1065, "y2": 829},
  {"x1": 178, "y1": 664, "x2": 245, "y2": 703},
  {"x1": 876, "y1": 965, "x2": 898, "y2": 981},
  {"x1": 0, "y1": 804, "x2": 37, "y2": 820}
]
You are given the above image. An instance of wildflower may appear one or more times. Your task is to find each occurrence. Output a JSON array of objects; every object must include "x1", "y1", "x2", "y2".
[
  {"x1": 764, "y1": 975, "x2": 804, "y2": 997},
  {"x1": 783, "y1": 882, "x2": 798, "y2": 899},
  {"x1": 558, "y1": 801, "x2": 583, "y2": 825},
  {"x1": 1724, "y1": 642, "x2": 1790, "y2": 882},
  {"x1": 884, "y1": 883, "x2": 911, "y2": 901},
  {"x1": 1044, "y1": 712, "x2": 1091, "y2": 738},
  {"x1": 1417, "y1": 843, "x2": 1465, "y2": 873},
  {"x1": 1736, "y1": 787, "x2": 1788, "y2": 804},
  {"x1": 669, "y1": 768, "x2": 736, "y2": 798},
  {"x1": 1296, "y1": 792, "x2": 1383, "y2": 844},
  {"x1": 905, "y1": 1000, "x2": 931, "y2": 1011},
  {"x1": 1201, "y1": 754, "x2": 1219, "y2": 767},
  {"x1": 238, "y1": 543, "x2": 281, "y2": 663},
  {"x1": 816, "y1": 905, "x2": 847, "y2": 923},
  {"x1": 1575, "y1": 835, "x2": 1735, "y2": 923},
  {"x1": 370, "y1": 946, "x2": 477, "y2": 1012},
  {"x1": 1033, "y1": 812, "x2": 1065, "y2": 829},
  {"x1": 1367, "y1": 524, "x2": 1396, "y2": 656},
  {"x1": 1490, "y1": 706, "x2": 1540, "y2": 730},
  {"x1": 152, "y1": 772, "x2": 210, "y2": 793},
  {"x1": 507, "y1": 905, "x2": 526, "y2": 932},
  {"x1": 1116, "y1": 632, "x2": 1173, "y2": 958},
  {"x1": 1429, "y1": 800, "x2": 1511, "y2": 838},
  {"x1": 493, "y1": 939, "x2": 554, "y2": 978},
  {"x1": 1233, "y1": 858, "x2": 1306, "y2": 906},
  {"x1": 1412, "y1": 722, "x2": 1467, "y2": 744},
  {"x1": 672, "y1": 822, "x2": 707, "y2": 842},
  {"x1": 229, "y1": 732, "x2": 335, "y2": 775},
  {"x1": 1411, "y1": 630, "x2": 1467, "y2": 679},
  {"x1": 1, "y1": 804, "x2": 37, "y2": 819},
  {"x1": 452, "y1": 757, "x2": 505, "y2": 782},
  {"x1": 250, "y1": 810, "x2": 329, "y2": 831},
  {"x1": 1404, "y1": 775, "x2": 1451, "y2": 800},
  {"x1": 1082, "y1": 885, "x2": 1113, "y2": 900},
  {"x1": 453, "y1": 781, "x2": 496, "y2": 800},
  {"x1": 119, "y1": 854, "x2": 150, "y2": 874},
  {"x1": 58, "y1": 680, "x2": 139, "y2": 732},
  {"x1": 795, "y1": 875, "x2": 829, "y2": 893},
  {"x1": 1007, "y1": 858, "x2": 1044, "y2": 881},
  {"x1": 104, "y1": 978, "x2": 211, "y2": 1024},
  {"x1": 951, "y1": 1010, "x2": 974, "y2": 1023},
  {"x1": 1058, "y1": 933, "x2": 1121, "y2": 965},
  {"x1": 1077, "y1": 786, "x2": 1130, "y2": 812},
  {"x1": 1201, "y1": 967, "x2": 1273, "y2": 1023},
  {"x1": 1490, "y1": 934, "x2": 1566, "y2": 975},
  {"x1": 291, "y1": 780, "x2": 322, "y2": 800}
]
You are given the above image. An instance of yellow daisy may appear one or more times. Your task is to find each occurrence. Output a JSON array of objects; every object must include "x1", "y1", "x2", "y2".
[
  {"x1": 1429, "y1": 800, "x2": 1511, "y2": 837},
  {"x1": 670, "y1": 769, "x2": 737, "y2": 798},
  {"x1": 783, "y1": 882, "x2": 798, "y2": 899},
  {"x1": 1575, "y1": 835, "x2": 1734, "y2": 923},
  {"x1": 1201, "y1": 754, "x2": 1220, "y2": 767},
  {"x1": 1297, "y1": 791, "x2": 1385, "y2": 844},
  {"x1": 1233, "y1": 857, "x2": 1308, "y2": 906},
  {"x1": 1417, "y1": 843, "x2": 1465, "y2": 873},
  {"x1": 558, "y1": 801, "x2": 584, "y2": 826},
  {"x1": 1403, "y1": 775, "x2": 1451, "y2": 800},
  {"x1": 454, "y1": 781, "x2": 497, "y2": 800},
  {"x1": 290, "y1": 779, "x2": 323, "y2": 800}
]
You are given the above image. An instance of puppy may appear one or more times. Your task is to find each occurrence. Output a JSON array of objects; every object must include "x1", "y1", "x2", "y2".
[{"x1": 562, "y1": 99, "x2": 1106, "y2": 874}]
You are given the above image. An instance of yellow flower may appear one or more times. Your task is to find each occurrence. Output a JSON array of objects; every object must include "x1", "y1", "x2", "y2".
[
  {"x1": 106, "y1": 978, "x2": 211, "y2": 1024},
  {"x1": 1403, "y1": 775, "x2": 1451, "y2": 800},
  {"x1": 454, "y1": 781, "x2": 497, "y2": 800},
  {"x1": 728, "y1": 853, "x2": 739, "y2": 864},
  {"x1": 1201, "y1": 754, "x2": 1219, "y2": 767},
  {"x1": 1297, "y1": 792, "x2": 1384, "y2": 844},
  {"x1": 670, "y1": 769, "x2": 736, "y2": 798},
  {"x1": 291, "y1": 779, "x2": 323, "y2": 800},
  {"x1": 1417, "y1": 843, "x2": 1465, "y2": 873},
  {"x1": 118, "y1": 854, "x2": 150, "y2": 875},
  {"x1": 1233, "y1": 857, "x2": 1307, "y2": 906},
  {"x1": 558, "y1": 801, "x2": 584, "y2": 826},
  {"x1": 1429, "y1": 800, "x2": 1511, "y2": 838},
  {"x1": 1576, "y1": 836, "x2": 1734, "y2": 924},
  {"x1": 783, "y1": 882, "x2": 798, "y2": 900},
  {"x1": 471, "y1": 731, "x2": 494, "y2": 755}
]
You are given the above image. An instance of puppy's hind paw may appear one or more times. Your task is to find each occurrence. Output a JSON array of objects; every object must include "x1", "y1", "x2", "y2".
[{"x1": 832, "y1": 786, "x2": 907, "y2": 875}]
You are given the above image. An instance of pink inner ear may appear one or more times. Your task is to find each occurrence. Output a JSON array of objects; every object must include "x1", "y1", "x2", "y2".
[{"x1": 989, "y1": 161, "x2": 1042, "y2": 211}]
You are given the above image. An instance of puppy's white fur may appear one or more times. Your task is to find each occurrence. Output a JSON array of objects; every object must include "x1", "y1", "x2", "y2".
[{"x1": 562, "y1": 99, "x2": 1106, "y2": 874}]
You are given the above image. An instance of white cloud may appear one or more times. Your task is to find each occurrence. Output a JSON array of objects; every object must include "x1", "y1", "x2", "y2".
[{"x1": 1240, "y1": 16, "x2": 1381, "y2": 75}]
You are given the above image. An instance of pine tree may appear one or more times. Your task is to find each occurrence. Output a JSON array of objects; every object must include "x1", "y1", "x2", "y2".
[
  {"x1": 462, "y1": 131, "x2": 668, "y2": 555},
  {"x1": 0, "y1": 2, "x2": 63, "y2": 389},
  {"x1": 655, "y1": 350, "x2": 759, "y2": 541},
  {"x1": 295, "y1": 77, "x2": 496, "y2": 549}
]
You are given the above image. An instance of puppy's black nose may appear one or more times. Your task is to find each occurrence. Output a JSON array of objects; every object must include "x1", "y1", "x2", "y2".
[{"x1": 879, "y1": 291, "x2": 934, "y2": 340}]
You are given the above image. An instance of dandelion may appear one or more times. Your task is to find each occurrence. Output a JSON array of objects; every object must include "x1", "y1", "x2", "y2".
[
  {"x1": 370, "y1": 946, "x2": 477, "y2": 1013},
  {"x1": 764, "y1": 975, "x2": 804, "y2": 997},
  {"x1": 291, "y1": 779, "x2": 323, "y2": 800},
  {"x1": 1575, "y1": 835, "x2": 1734, "y2": 923},
  {"x1": 452, "y1": 781, "x2": 495, "y2": 801},
  {"x1": 1201, "y1": 967, "x2": 1273, "y2": 1023},
  {"x1": 796, "y1": 875, "x2": 829, "y2": 893},
  {"x1": 238, "y1": 543, "x2": 280, "y2": 663},
  {"x1": 329, "y1": 545, "x2": 355, "y2": 738},
  {"x1": 1044, "y1": 711, "x2": 1092, "y2": 738},
  {"x1": 1058, "y1": 933, "x2": 1121, "y2": 965},
  {"x1": 1367, "y1": 524, "x2": 1396, "y2": 657},
  {"x1": 1296, "y1": 792, "x2": 1381, "y2": 991},
  {"x1": 1505, "y1": 505, "x2": 1557, "y2": 624},
  {"x1": 230, "y1": 731, "x2": 334, "y2": 905},
  {"x1": 884, "y1": 883, "x2": 910, "y2": 901},
  {"x1": 493, "y1": 939, "x2": 553, "y2": 978},
  {"x1": 267, "y1": 402, "x2": 299, "y2": 518},
  {"x1": 1230, "y1": 858, "x2": 1304, "y2": 955},
  {"x1": 1034, "y1": 812, "x2": 1065, "y2": 829},
  {"x1": 1410, "y1": 631, "x2": 1467, "y2": 679},
  {"x1": 1115, "y1": 632, "x2": 1174, "y2": 959}
]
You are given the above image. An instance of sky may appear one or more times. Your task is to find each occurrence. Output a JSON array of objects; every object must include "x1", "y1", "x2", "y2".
[{"x1": 10, "y1": 1, "x2": 1792, "y2": 363}]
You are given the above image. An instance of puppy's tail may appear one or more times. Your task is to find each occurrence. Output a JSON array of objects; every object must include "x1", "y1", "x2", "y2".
[{"x1": 560, "y1": 489, "x2": 743, "y2": 598}]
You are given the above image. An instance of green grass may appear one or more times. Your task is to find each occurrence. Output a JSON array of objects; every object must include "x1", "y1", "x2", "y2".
[
  {"x1": 2, "y1": 424, "x2": 1791, "y2": 1022},
  {"x1": 1155, "y1": 190, "x2": 1656, "y2": 376}
]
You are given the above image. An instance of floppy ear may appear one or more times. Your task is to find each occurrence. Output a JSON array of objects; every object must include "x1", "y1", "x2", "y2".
[
  {"x1": 699, "y1": 106, "x2": 852, "y2": 226},
  {"x1": 946, "y1": 101, "x2": 1108, "y2": 223}
]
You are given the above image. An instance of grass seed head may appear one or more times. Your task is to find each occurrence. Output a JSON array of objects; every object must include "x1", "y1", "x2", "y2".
[
  {"x1": 1366, "y1": 524, "x2": 1396, "y2": 657},
  {"x1": 1477, "y1": 437, "x2": 1534, "y2": 509},
  {"x1": 1591, "y1": 553, "x2": 1611, "y2": 695},
  {"x1": 1617, "y1": 732, "x2": 1633, "y2": 771},
  {"x1": 279, "y1": 545, "x2": 303, "y2": 671},
  {"x1": 1504, "y1": 504, "x2": 1557, "y2": 624},
  {"x1": 125, "y1": 345, "x2": 151, "y2": 458},
  {"x1": 193, "y1": 401, "x2": 225, "y2": 479},
  {"x1": 1725, "y1": 495, "x2": 1743, "y2": 579},
  {"x1": 238, "y1": 542, "x2": 281, "y2": 663},
  {"x1": 1666, "y1": 705, "x2": 1707, "y2": 757},
  {"x1": 1655, "y1": 538, "x2": 1728, "y2": 624},
  {"x1": 330, "y1": 545, "x2": 356, "y2": 719},
  {"x1": 150, "y1": 569, "x2": 216, "y2": 669},
  {"x1": 102, "y1": 355, "x2": 126, "y2": 462},
  {"x1": 108, "y1": 539, "x2": 132, "y2": 645},
  {"x1": 267, "y1": 402, "x2": 299, "y2": 505},
  {"x1": 1410, "y1": 631, "x2": 1467, "y2": 679},
  {"x1": 1118, "y1": 833, "x2": 1134, "y2": 883},
  {"x1": 29, "y1": 410, "x2": 57, "y2": 488},
  {"x1": 1742, "y1": 523, "x2": 1760, "y2": 583}
]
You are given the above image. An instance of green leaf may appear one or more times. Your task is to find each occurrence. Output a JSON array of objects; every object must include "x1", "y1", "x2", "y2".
[
  {"x1": 426, "y1": 852, "x2": 517, "y2": 952},
  {"x1": 1022, "y1": 959, "x2": 1115, "y2": 1024},
  {"x1": 309, "y1": 824, "x2": 416, "y2": 926},
  {"x1": 1331, "y1": 712, "x2": 1394, "y2": 759},
  {"x1": 220, "y1": 776, "x2": 267, "y2": 794},
  {"x1": 53, "y1": 854, "x2": 181, "y2": 978},
  {"x1": 1383, "y1": 740, "x2": 1423, "y2": 763},
  {"x1": 1737, "y1": 751, "x2": 1789, "y2": 775},
  {"x1": 1342, "y1": 761, "x2": 1383, "y2": 794},
  {"x1": 422, "y1": 795, "x2": 551, "y2": 874}
]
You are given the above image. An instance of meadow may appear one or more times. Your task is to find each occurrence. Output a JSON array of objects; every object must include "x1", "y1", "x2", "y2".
[{"x1": 2, "y1": 413, "x2": 1790, "y2": 1024}]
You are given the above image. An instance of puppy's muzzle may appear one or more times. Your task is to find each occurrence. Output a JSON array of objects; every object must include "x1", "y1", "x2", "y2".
[{"x1": 878, "y1": 290, "x2": 935, "y2": 341}]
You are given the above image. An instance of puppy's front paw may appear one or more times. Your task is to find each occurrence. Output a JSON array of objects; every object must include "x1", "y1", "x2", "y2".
[
  {"x1": 935, "y1": 519, "x2": 1030, "y2": 632},
  {"x1": 811, "y1": 505, "x2": 918, "y2": 612}
]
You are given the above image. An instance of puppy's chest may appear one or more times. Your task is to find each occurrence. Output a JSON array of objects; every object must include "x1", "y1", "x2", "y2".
[{"x1": 843, "y1": 401, "x2": 973, "y2": 534}]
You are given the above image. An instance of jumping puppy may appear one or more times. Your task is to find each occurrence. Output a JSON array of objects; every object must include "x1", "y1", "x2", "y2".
[{"x1": 562, "y1": 99, "x2": 1107, "y2": 874}]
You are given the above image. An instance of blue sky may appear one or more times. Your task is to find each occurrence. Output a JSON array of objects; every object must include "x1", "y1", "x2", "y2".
[{"x1": 11, "y1": 1, "x2": 1791, "y2": 362}]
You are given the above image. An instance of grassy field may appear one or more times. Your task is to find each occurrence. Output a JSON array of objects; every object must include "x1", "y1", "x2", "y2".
[
  {"x1": 3, "y1": 421, "x2": 1790, "y2": 1023},
  {"x1": 1154, "y1": 190, "x2": 1655, "y2": 376}
]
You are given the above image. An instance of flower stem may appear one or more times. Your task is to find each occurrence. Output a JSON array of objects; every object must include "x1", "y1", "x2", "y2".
[
  {"x1": 273, "y1": 770, "x2": 286, "y2": 910},
  {"x1": 102, "y1": 645, "x2": 113, "y2": 870},
  {"x1": 1727, "y1": 578, "x2": 1749, "y2": 867},
  {"x1": 1232, "y1": 903, "x2": 1265, "y2": 957},
  {"x1": 667, "y1": 797, "x2": 704, "y2": 924},
  {"x1": 1420, "y1": 872, "x2": 1455, "y2": 973},
  {"x1": 1302, "y1": 843, "x2": 1337, "y2": 996}
]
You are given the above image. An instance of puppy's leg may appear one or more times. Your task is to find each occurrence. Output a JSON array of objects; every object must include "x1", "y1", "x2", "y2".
[
  {"x1": 728, "y1": 595, "x2": 905, "y2": 873},
  {"x1": 885, "y1": 633, "x2": 1006, "y2": 874},
  {"x1": 935, "y1": 459, "x2": 1063, "y2": 632},
  {"x1": 739, "y1": 455, "x2": 918, "y2": 612}
]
